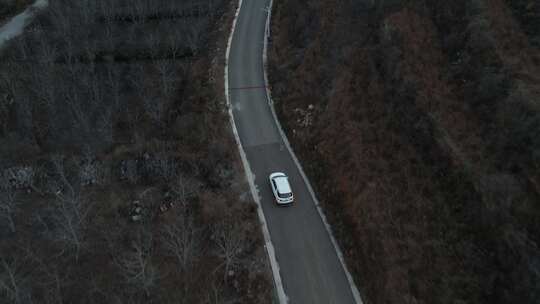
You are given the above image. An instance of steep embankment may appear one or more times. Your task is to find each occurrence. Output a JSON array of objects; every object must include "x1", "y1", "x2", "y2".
[{"x1": 269, "y1": 0, "x2": 540, "y2": 303}]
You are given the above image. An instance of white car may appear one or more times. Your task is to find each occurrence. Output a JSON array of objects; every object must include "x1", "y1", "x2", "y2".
[{"x1": 269, "y1": 172, "x2": 294, "y2": 205}]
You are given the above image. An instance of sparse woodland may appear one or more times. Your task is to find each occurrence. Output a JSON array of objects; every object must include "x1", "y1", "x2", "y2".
[
  {"x1": 269, "y1": 0, "x2": 540, "y2": 303},
  {"x1": 0, "y1": 0, "x2": 271, "y2": 303},
  {"x1": 0, "y1": 0, "x2": 32, "y2": 21}
]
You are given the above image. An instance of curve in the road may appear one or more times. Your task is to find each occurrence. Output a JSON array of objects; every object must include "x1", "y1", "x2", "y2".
[{"x1": 225, "y1": 0, "x2": 363, "y2": 303}]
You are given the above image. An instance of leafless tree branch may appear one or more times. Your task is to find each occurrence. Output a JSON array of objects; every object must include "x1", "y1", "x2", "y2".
[
  {"x1": 49, "y1": 155, "x2": 93, "y2": 260},
  {"x1": 0, "y1": 176, "x2": 18, "y2": 233},
  {"x1": 213, "y1": 220, "x2": 245, "y2": 282},
  {"x1": 116, "y1": 229, "x2": 158, "y2": 297},
  {"x1": 0, "y1": 257, "x2": 30, "y2": 304},
  {"x1": 161, "y1": 211, "x2": 201, "y2": 273}
]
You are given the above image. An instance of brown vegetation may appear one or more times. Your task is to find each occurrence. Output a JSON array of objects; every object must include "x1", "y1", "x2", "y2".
[
  {"x1": 0, "y1": 0, "x2": 271, "y2": 303},
  {"x1": 269, "y1": 0, "x2": 540, "y2": 303}
]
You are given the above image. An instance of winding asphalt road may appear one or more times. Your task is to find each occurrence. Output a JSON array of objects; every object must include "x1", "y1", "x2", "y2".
[{"x1": 227, "y1": 0, "x2": 359, "y2": 303}]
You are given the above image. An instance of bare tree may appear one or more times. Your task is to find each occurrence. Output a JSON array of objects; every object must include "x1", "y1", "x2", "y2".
[
  {"x1": 128, "y1": 63, "x2": 165, "y2": 124},
  {"x1": 91, "y1": 74, "x2": 104, "y2": 110},
  {"x1": 160, "y1": 209, "x2": 202, "y2": 299},
  {"x1": 50, "y1": 153, "x2": 77, "y2": 206},
  {"x1": 49, "y1": 156, "x2": 92, "y2": 260},
  {"x1": 0, "y1": 64, "x2": 20, "y2": 104},
  {"x1": 78, "y1": 0, "x2": 97, "y2": 29},
  {"x1": 161, "y1": 211, "x2": 201, "y2": 272},
  {"x1": 65, "y1": 86, "x2": 91, "y2": 138},
  {"x1": 165, "y1": 0, "x2": 180, "y2": 16},
  {"x1": 28, "y1": 62, "x2": 55, "y2": 111},
  {"x1": 203, "y1": 279, "x2": 239, "y2": 304},
  {"x1": 103, "y1": 23, "x2": 116, "y2": 54},
  {"x1": 63, "y1": 39, "x2": 78, "y2": 74},
  {"x1": 80, "y1": 70, "x2": 103, "y2": 110},
  {"x1": 107, "y1": 65, "x2": 122, "y2": 109},
  {"x1": 127, "y1": 0, "x2": 148, "y2": 45},
  {"x1": 169, "y1": 173, "x2": 200, "y2": 207},
  {"x1": 14, "y1": 37, "x2": 30, "y2": 61},
  {"x1": 84, "y1": 73, "x2": 109, "y2": 143},
  {"x1": 131, "y1": 0, "x2": 148, "y2": 23},
  {"x1": 213, "y1": 220, "x2": 245, "y2": 282},
  {"x1": 0, "y1": 176, "x2": 18, "y2": 233},
  {"x1": 116, "y1": 229, "x2": 158, "y2": 297},
  {"x1": 145, "y1": 32, "x2": 161, "y2": 60},
  {"x1": 49, "y1": 2, "x2": 72, "y2": 39},
  {"x1": 127, "y1": 109, "x2": 143, "y2": 145},
  {"x1": 79, "y1": 145, "x2": 98, "y2": 186},
  {"x1": 128, "y1": 63, "x2": 146, "y2": 98},
  {"x1": 168, "y1": 27, "x2": 184, "y2": 60},
  {"x1": 38, "y1": 35, "x2": 58, "y2": 66},
  {"x1": 0, "y1": 85, "x2": 11, "y2": 135},
  {"x1": 14, "y1": 94, "x2": 33, "y2": 141},
  {"x1": 99, "y1": 0, "x2": 117, "y2": 23},
  {"x1": 51, "y1": 192, "x2": 86, "y2": 260},
  {"x1": 42, "y1": 266, "x2": 65, "y2": 304},
  {"x1": 98, "y1": 107, "x2": 114, "y2": 145},
  {"x1": 0, "y1": 257, "x2": 30, "y2": 304},
  {"x1": 142, "y1": 90, "x2": 165, "y2": 125},
  {"x1": 83, "y1": 38, "x2": 98, "y2": 63},
  {"x1": 185, "y1": 20, "x2": 203, "y2": 56},
  {"x1": 0, "y1": 62, "x2": 28, "y2": 136},
  {"x1": 126, "y1": 23, "x2": 138, "y2": 46},
  {"x1": 154, "y1": 59, "x2": 176, "y2": 100},
  {"x1": 21, "y1": 244, "x2": 68, "y2": 304},
  {"x1": 146, "y1": 0, "x2": 160, "y2": 17}
]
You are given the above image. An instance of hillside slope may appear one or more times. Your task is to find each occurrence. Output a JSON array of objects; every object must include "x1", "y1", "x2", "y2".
[
  {"x1": 0, "y1": 1, "x2": 271, "y2": 302},
  {"x1": 269, "y1": 0, "x2": 540, "y2": 303}
]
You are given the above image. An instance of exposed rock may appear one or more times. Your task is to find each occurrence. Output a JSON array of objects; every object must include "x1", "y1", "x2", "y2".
[
  {"x1": 2, "y1": 166, "x2": 34, "y2": 189},
  {"x1": 120, "y1": 159, "x2": 139, "y2": 183},
  {"x1": 120, "y1": 154, "x2": 180, "y2": 184},
  {"x1": 80, "y1": 160, "x2": 105, "y2": 186}
]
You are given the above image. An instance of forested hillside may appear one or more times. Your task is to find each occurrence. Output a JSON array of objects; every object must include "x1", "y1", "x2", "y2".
[
  {"x1": 0, "y1": 0, "x2": 32, "y2": 21},
  {"x1": 269, "y1": 0, "x2": 540, "y2": 303},
  {"x1": 0, "y1": 0, "x2": 271, "y2": 303}
]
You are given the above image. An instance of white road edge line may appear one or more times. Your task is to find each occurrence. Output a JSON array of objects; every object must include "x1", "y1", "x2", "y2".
[
  {"x1": 262, "y1": 1, "x2": 364, "y2": 303},
  {"x1": 224, "y1": 0, "x2": 288, "y2": 303}
]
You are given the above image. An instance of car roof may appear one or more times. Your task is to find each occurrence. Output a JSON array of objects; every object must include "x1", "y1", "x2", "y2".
[{"x1": 274, "y1": 176, "x2": 291, "y2": 194}]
